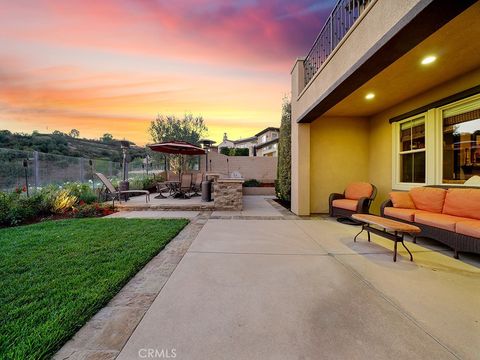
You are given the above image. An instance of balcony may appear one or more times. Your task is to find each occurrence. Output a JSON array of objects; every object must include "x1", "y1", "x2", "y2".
[
  {"x1": 292, "y1": 1, "x2": 476, "y2": 124},
  {"x1": 304, "y1": 0, "x2": 372, "y2": 86}
]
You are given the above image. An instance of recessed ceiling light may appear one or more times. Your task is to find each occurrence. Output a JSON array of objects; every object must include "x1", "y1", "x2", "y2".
[
  {"x1": 365, "y1": 93, "x2": 375, "y2": 100},
  {"x1": 421, "y1": 55, "x2": 437, "y2": 65}
]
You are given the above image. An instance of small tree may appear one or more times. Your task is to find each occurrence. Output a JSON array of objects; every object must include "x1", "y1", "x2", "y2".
[
  {"x1": 69, "y1": 129, "x2": 80, "y2": 138},
  {"x1": 149, "y1": 113, "x2": 208, "y2": 173},
  {"x1": 101, "y1": 133, "x2": 114, "y2": 143},
  {"x1": 149, "y1": 113, "x2": 207, "y2": 145},
  {"x1": 276, "y1": 98, "x2": 291, "y2": 203}
]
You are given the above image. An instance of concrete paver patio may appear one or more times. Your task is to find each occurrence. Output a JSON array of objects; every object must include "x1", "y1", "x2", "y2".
[{"x1": 113, "y1": 199, "x2": 479, "y2": 360}]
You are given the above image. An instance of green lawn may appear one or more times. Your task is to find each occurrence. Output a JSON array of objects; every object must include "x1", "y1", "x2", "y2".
[{"x1": 0, "y1": 218, "x2": 188, "y2": 359}]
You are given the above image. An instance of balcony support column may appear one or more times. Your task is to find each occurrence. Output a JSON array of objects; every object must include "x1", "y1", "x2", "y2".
[{"x1": 291, "y1": 58, "x2": 310, "y2": 216}]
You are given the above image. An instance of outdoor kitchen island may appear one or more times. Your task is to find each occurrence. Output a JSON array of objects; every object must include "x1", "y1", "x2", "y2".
[{"x1": 212, "y1": 177, "x2": 244, "y2": 211}]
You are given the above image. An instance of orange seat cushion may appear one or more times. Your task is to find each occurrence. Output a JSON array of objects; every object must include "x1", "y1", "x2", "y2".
[
  {"x1": 389, "y1": 192, "x2": 415, "y2": 209},
  {"x1": 414, "y1": 212, "x2": 471, "y2": 232},
  {"x1": 332, "y1": 199, "x2": 358, "y2": 211},
  {"x1": 442, "y1": 188, "x2": 480, "y2": 220},
  {"x1": 344, "y1": 182, "x2": 373, "y2": 200},
  {"x1": 383, "y1": 207, "x2": 418, "y2": 222},
  {"x1": 456, "y1": 221, "x2": 480, "y2": 238},
  {"x1": 409, "y1": 187, "x2": 446, "y2": 213}
]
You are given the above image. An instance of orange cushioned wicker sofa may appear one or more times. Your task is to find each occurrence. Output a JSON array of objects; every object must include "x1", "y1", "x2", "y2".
[{"x1": 380, "y1": 187, "x2": 480, "y2": 258}]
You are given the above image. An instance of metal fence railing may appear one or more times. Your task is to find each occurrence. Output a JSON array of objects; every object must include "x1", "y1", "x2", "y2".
[
  {"x1": 0, "y1": 148, "x2": 200, "y2": 192},
  {"x1": 0, "y1": 148, "x2": 123, "y2": 191},
  {"x1": 304, "y1": 0, "x2": 372, "y2": 86}
]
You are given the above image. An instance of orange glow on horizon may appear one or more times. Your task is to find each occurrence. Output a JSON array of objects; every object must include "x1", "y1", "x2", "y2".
[{"x1": 0, "y1": 0, "x2": 334, "y2": 145}]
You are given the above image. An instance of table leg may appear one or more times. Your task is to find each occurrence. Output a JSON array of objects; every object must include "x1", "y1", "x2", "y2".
[
  {"x1": 354, "y1": 224, "x2": 365, "y2": 242},
  {"x1": 401, "y1": 233, "x2": 413, "y2": 261},
  {"x1": 393, "y1": 231, "x2": 398, "y2": 262},
  {"x1": 367, "y1": 229, "x2": 371, "y2": 242}
]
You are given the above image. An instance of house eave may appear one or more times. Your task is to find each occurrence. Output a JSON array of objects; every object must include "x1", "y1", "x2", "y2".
[{"x1": 297, "y1": 0, "x2": 478, "y2": 124}]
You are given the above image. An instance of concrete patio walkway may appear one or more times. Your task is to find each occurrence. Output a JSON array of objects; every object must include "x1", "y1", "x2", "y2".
[
  {"x1": 56, "y1": 196, "x2": 479, "y2": 360},
  {"x1": 112, "y1": 199, "x2": 478, "y2": 360}
]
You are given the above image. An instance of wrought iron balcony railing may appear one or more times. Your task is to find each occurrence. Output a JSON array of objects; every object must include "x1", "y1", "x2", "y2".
[{"x1": 304, "y1": 0, "x2": 372, "y2": 86}]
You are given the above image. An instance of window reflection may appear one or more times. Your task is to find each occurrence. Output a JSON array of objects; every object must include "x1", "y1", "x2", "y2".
[{"x1": 443, "y1": 110, "x2": 480, "y2": 184}]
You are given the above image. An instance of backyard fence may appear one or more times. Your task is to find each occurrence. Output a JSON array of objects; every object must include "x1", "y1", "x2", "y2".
[{"x1": 0, "y1": 148, "x2": 166, "y2": 192}]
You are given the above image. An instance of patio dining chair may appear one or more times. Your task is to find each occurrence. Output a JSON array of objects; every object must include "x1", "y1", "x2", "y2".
[
  {"x1": 155, "y1": 181, "x2": 171, "y2": 198},
  {"x1": 191, "y1": 173, "x2": 204, "y2": 196},
  {"x1": 178, "y1": 173, "x2": 193, "y2": 199},
  {"x1": 95, "y1": 172, "x2": 150, "y2": 206}
]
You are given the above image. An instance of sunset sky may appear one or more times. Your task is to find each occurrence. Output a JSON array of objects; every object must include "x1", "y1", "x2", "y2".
[{"x1": 0, "y1": 0, "x2": 334, "y2": 145}]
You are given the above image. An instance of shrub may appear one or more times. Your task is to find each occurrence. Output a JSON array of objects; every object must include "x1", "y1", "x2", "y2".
[
  {"x1": 0, "y1": 182, "x2": 116, "y2": 228},
  {"x1": 63, "y1": 182, "x2": 97, "y2": 204},
  {"x1": 243, "y1": 179, "x2": 261, "y2": 187},
  {"x1": 129, "y1": 176, "x2": 157, "y2": 190},
  {"x1": 276, "y1": 98, "x2": 291, "y2": 202},
  {"x1": 220, "y1": 147, "x2": 231, "y2": 156},
  {"x1": 73, "y1": 203, "x2": 114, "y2": 218},
  {"x1": 37, "y1": 185, "x2": 60, "y2": 213},
  {"x1": 231, "y1": 148, "x2": 249, "y2": 156},
  {"x1": 52, "y1": 190, "x2": 77, "y2": 214},
  {"x1": 220, "y1": 147, "x2": 250, "y2": 156},
  {"x1": 0, "y1": 192, "x2": 40, "y2": 226}
]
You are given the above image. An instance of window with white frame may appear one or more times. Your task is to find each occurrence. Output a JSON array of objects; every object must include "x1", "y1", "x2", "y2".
[
  {"x1": 392, "y1": 93, "x2": 480, "y2": 189},
  {"x1": 399, "y1": 117, "x2": 426, "y2": 183},
  {"x1": 392, "y1": 114, "x2": 427, "y2": 188},
  {"x1": 442, "y1": 102, "x2": 480, "y2": 184}
]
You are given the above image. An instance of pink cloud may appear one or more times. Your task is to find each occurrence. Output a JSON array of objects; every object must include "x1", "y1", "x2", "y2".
[
  {"x1": 0, "y1": 0, "x2": 335, "y2": 143},
  {"x1": 1, "y1": 0, "x2": 333, "y2": 71}
]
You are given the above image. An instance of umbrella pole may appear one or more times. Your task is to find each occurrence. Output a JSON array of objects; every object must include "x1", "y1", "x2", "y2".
[{"x1": 179, "y1": 155, "x2": 182, "y2": 181}]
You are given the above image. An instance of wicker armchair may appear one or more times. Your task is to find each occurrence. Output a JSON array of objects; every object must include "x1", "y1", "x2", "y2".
[{"x1": 329, "y1": 182, "x2": 377, "y2": 217}]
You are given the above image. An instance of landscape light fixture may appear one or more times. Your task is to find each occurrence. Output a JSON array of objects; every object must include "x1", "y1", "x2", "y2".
[
  {"x1": 421, "y1": 55, "x2": 437, "y2": 65},
  {"x1": 119, "y1": 141, "x2": 130, "y2": 201},
  {"x1": 365, "y1": 93, "x2": 375, "y2": 100},
  {"x1": 120, "y1": 141, "x2": 130, "y2": 181},
  {"x1": 89, "y1": 159, "x2": 94, "y2": 190}
]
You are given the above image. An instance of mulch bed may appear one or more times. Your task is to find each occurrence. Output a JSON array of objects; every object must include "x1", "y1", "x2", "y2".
[{"x1": 273, "y1": 198, "x2": 291, "y2": 210}]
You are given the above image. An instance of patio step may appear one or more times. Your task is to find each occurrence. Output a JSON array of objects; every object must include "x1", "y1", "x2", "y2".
[{"x1": 115, "y1": 203, "x2": 214, "y2": 211}]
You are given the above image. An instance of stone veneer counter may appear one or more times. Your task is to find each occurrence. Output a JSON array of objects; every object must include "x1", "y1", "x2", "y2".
[{"x1": 213, "y1": 178, "x2": 244, "y2": 211}]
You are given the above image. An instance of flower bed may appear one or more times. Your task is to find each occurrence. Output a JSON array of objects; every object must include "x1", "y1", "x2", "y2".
[{"x1": 0, "y1": 182, "x2": 115, "y2": 228}]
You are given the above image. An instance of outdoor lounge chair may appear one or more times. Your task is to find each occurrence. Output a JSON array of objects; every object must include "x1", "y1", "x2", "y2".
[
  {"x1": 329, "y1": 182, "x2": 377, "y2": 218},
  {"x1": 191, "y1": 173, "x2": 203, "y2": 196},
  {"x1": 95, "y1": 172, "x2": 150, "y2": 206}
]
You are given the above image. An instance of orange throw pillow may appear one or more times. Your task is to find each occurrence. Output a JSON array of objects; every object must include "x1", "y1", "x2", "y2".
[
  {"x1": 409, "y1": 187, "x2": 446, "y2": 213},
  {"x1": 389, "y1": 192, "x2": 415, "y2": 209}
]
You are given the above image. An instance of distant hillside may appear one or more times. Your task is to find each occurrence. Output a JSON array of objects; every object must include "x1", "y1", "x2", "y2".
[{"x1": 0, "y1": 130, "x2": 146, "y2": 162}]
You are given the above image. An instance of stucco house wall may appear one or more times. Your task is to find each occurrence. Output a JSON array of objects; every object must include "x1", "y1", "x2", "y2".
[
  {"x1": 291, "y1": 0, "x2": 479, "y2": 215},
  {"x1": 310, "y1": 117, "x2": 369, "y2": 213},
  {"x1": 201, "y1": 150, "x2": 277, "y2": 183}
]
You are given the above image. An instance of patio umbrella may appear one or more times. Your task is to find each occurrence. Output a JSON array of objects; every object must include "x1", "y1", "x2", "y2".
[
  {"x1": 148, "y1": 140, "x2": 206, "y2": 156},
  {"x1": 148, "y1": 140, "x2": 206, "y2": 179}
]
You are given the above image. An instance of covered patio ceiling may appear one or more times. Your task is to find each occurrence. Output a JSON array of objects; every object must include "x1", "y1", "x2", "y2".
[{"x1": 322, "y1": 1, "x2": 480, "y2": 118}]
